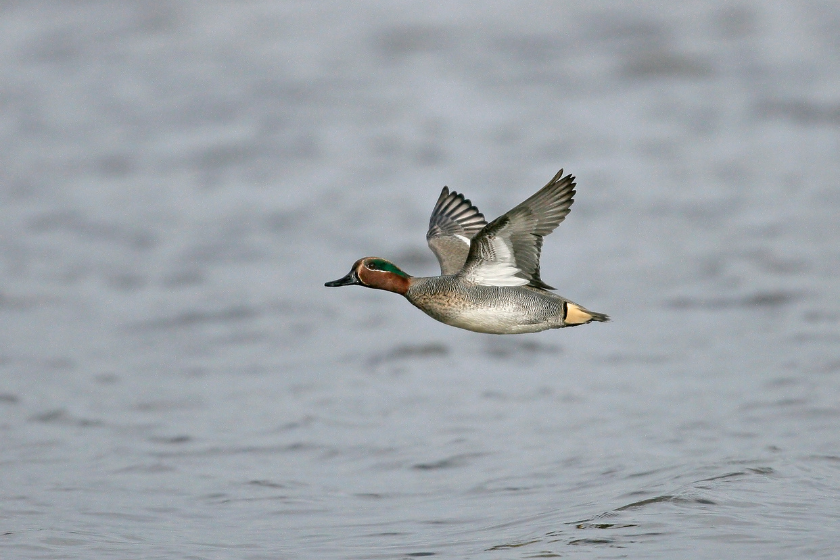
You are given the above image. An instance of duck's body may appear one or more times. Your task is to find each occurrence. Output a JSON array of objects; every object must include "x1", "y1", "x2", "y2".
[
  {"x1": 326, "y1": 169, "x2": 609, "y2": 334},
  {"x1": 406, "y1": 277, "x2": 604, "y2": 334}
]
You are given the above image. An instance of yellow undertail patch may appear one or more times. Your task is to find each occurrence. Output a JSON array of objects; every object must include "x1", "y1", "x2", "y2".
[{"x1": 565, "y1": 303, "x2": 593, "y2": 325}]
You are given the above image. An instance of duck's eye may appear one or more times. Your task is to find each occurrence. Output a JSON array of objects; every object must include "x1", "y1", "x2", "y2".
[{"x1": 366, "y1": 262, "x2": 377, "y2": 270}]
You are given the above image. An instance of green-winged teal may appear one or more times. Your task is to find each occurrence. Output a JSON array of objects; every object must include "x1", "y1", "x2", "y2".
[{"x1": 326, "y1": 169, "x2": 609, "y2": 334}]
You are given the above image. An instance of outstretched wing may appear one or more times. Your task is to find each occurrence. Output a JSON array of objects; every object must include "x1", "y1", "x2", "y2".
[
  {"x1": 460, "y1": 169, "x2": 575, "y2": 290},
  {"x1": 426, "y1": 187, "x2": 487, "y2": 275}
]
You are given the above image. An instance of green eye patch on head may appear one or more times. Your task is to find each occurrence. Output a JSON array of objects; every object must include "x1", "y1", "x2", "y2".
[{"x1": 367, "y1": 259, "x2": 409, "y2": 277}]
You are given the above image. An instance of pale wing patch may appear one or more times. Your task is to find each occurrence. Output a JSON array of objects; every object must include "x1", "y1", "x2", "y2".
[
  {"x1": 463, "y1": 236, "x2": 528, "y2": 287},
  {"x1": 467, "y1": 262, "x2": 529, "y2": 286},
  {"x1": 454, "y1": 234, "x2": 471, "y2": 246}
]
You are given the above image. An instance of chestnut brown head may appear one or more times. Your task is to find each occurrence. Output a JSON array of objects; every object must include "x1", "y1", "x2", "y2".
[{"x1": 325, "y1": 257, "x2": 411, "y2": 295}]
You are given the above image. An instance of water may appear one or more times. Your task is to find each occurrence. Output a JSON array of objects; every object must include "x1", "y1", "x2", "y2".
[{"x1": 2, "y1": 2, "x2": 839, "y2": 558}]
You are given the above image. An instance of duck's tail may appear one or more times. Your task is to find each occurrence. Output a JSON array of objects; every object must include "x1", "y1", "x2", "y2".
[{"x1": 564, "y1": 302, "x2": 610, "y2": 327}]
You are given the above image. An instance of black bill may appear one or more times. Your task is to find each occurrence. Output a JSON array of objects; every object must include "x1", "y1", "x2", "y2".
[{"x1": 325, "y1": 269, "x2": 360, "y2": 287}]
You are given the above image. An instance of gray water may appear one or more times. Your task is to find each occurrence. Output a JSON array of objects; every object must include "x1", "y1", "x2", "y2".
[{"x1": 2, "y1": 2, "x2": 839, "y2": 558}]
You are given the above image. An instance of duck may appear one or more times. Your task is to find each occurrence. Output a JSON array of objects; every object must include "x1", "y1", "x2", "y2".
[{"x1": 325, "y1": 169, "x2": 609, "y2": 334}]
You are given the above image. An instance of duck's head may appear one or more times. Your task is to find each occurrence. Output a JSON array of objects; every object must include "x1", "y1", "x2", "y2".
[{"x1": 325, "y1": 257, "x2": 411, "y2": 295}]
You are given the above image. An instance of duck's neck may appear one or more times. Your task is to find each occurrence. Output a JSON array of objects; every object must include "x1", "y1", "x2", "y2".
[{"x1": 370, "y1": 271, "x2": 411, "y2": 295}]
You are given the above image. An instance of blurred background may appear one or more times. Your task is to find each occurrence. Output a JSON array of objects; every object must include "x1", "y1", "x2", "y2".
[{"x1": 1, "y1": 2, "x2": 839, "y2": 558}]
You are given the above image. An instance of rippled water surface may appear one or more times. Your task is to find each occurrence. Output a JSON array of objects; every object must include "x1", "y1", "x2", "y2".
[{"x1": 2, "y1": 2, "x2": 840, "y2": 558}]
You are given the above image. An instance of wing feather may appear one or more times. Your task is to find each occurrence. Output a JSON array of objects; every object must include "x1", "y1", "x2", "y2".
[
  {"x1": 460, "y1": 170, "x2": 576, "y2": 289},
  {"x1": 426, "y1": 187, "x2": 487, "y2": 275}
]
